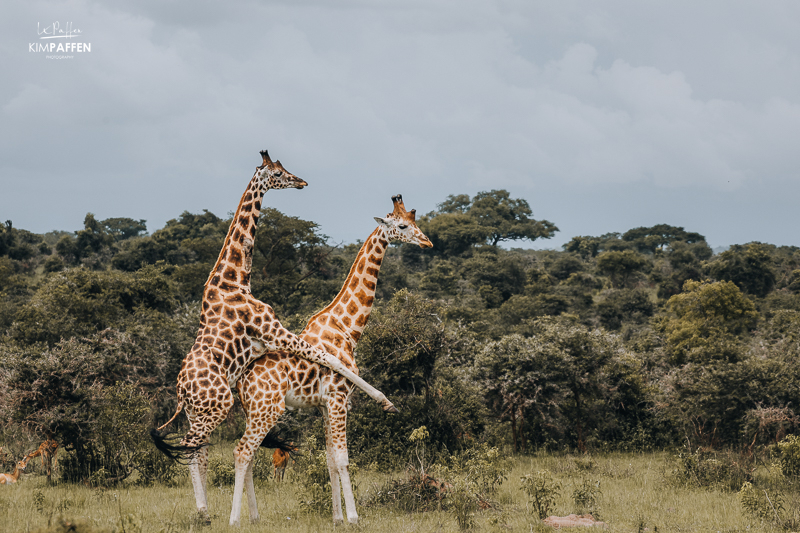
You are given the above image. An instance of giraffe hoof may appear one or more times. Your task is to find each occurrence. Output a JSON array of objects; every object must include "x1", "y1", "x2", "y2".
[{"x1": 383, "y1": 403, "x2": 400, "y2": 414}]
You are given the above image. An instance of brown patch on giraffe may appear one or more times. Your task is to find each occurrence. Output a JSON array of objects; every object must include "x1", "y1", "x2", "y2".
[
  {"x1": 207, "y1": 289, "x2": 219, "y2": 301},
  {"x1": 342, "y1": 316, "x2": 351, "y2": 327},
  {"x1": 229, "y1": 248, "x2": 243, "y2": 266},
  {"x1": 223, "y1": 268, "x2": 238, "y2": 281},
  {"x1": 356, "y1": 257, "x2": 366, "y2": 274},
  {"x1": 346, "y1": 301, "x2": 358, "y2": 315},
  {"x1": 236, "y1": 307, "x2": 252, "y2": 323},
  {"x1": 348, "y1": 277, "x2": 359, "y2": 291},
  {"x1": 355, "y1": 290, "x2": 374, "y2": 307},
  {"x1": 224, "y1": 308, "x2": 236, "y2": 321},
  {"x1": 369, "y1": 254, "x2": 383, "y2": 266},
  {"x1": 226, "y1": 294, "x2": 245, "y2": 304},
  {"x1": 355, "y1": 314, "x2": 368, "y2": 327},
  {"x1": 334, "y1": 304, "x2": 344, "y2": 316},
  {"x1": 363, "y1": 280, "x2": 376, "y2": 291},
  {"x1": 210, "y1": 275, "x2": 221, "y2": 285},
  {"x1": 366, "y1": 266, "x2": 379, "y2": 277},
  {"x1": 309, "y1": 323, "x2": 321, "y2": 335}
]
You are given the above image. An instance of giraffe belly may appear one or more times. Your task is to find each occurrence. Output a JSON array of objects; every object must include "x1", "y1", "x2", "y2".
[{"x1": 285, "y1": 389, "x2": 321, "y2": 409}]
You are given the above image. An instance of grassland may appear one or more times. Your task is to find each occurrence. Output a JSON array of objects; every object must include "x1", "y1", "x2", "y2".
[{"x1": 0, "y1": 447, "x2": 794, "y2": 533}]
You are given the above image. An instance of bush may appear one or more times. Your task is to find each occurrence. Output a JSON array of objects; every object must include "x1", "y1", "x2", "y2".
[
  {"x1": 521, "y1": 470, "x2": 562, "y2": 520},
  {"x1": 739, "y1": 482, "x2": 784, "y2": 523},
  {"x1": 208, "y1": 455, "x2": 235, "y2": 487},
  {"x1": 572, "y1": 478, "x2": 601, "y2": 517},
  {"x1": 776, "y1": 434, "x2": 800, "y2": 480},
  {"x1": 294, "y1": 435, "x2": 359, "y2": 514},
  {"x1": 670, "y1": 447, "x2": 752, "y2": 491}
]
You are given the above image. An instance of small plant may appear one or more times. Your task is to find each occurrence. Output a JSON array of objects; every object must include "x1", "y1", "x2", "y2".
[
  {"x1": 295, "y1": 435, "x2": 359, "y2": 514},
  {"x1": 449, "y1": 478, "x2": 477, "y2": 531},
  {"x1": 521, "y1": 470, "x2": 562, "y2": 520},
  {"x1": 208, "y1": 456, "x2": 234, "y2": 486},
  {"x1": 739, "y1": 482, "x2": 784, "y2": 525},
  {"x1": 776, "y1": 434, "x2": 800, "y2": 480},
  {"x1": 572, "y1": 455, "x2": 597, "y2": 473},
  {"x1": 572, "y1": 478, "x2": 601, "y2": 516},
  {"x1": 32, "y1": 488, "x2": 46, "y2": 513}
]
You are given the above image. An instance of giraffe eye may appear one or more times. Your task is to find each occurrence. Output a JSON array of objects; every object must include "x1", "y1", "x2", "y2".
[
  {"x1": 398, "y1": 224, "x2": 408, "y2": 230},
  {"x1": 274, "y1": 171, "x2": 283, "y2": 177}
]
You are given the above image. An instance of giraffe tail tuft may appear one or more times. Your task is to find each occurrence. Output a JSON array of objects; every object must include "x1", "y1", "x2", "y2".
[
  {"x1": 149, "y1": 429, "x2": 209, "y2": 465},
  {"x1": 259, "y1": 428, "x2": 298, "y2": 457}
]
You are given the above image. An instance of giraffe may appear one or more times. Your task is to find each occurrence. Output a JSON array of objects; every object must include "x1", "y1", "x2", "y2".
[
  {"x1": 150, "y1": 150, "x2": 397, "y2": 522},
  {"x1": 26, "y1": 439, "x2": 58, "y2": 482},
  {"x1": 232, "y1": 195, "x2": 432, "y2": 525},
  {"x1": 0, "y1": 456, "x2": 29, "y2": 485}
]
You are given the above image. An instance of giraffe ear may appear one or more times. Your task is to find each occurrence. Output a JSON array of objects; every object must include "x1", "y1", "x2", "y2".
[{"x1": 374, "y1": 217, "x2": 389, "y2": 226}]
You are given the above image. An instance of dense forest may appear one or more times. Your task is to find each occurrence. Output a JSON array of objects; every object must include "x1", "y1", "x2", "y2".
[{"x1": 2, "y1": 189, "x2": 799, "y2": 482}]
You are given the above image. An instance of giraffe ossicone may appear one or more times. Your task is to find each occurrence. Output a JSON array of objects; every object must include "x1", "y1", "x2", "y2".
[
  {"x1": 229, "y1": 194, "x2": 432, "y2": 526},
  {"x1": 150, "y1": 151, "x2": 397, "y2": 523}
]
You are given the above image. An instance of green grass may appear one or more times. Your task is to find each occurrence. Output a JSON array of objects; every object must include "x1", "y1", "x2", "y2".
[{"x1": 0, "y1": 448, "x2": 794, "y2": 532}]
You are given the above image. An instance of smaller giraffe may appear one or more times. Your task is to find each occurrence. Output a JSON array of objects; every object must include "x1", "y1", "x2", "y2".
[
  {"x1": 0, "y1": 456, "x2": 29, "y2": 485},
  {"x1": 26, "y1": 440, "x2": 59, "y2": 482},
  {"x1": 272, "y1": 447, "x2": 293, "y2": 482},
  {"x1": 232, "y1": 195, "x2": 432, "y2": 525}
]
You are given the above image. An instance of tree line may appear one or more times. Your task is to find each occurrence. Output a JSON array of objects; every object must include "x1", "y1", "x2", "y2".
[{"x1": 1, "y1": 189, "x2": 799, "y2": 481}]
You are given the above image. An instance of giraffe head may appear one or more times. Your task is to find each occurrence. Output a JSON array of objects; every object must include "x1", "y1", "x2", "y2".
[
  {"x1": 256, "y1": 150, "x2": 308, "y2": 190},
  {"x1": 374, "y1": 195, "x2": 433, "y2": 248}
]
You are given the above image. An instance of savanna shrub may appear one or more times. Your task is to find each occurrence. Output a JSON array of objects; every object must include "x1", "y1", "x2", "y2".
[
  {"x1": 572, "y1": 478, "x2": 601, "y2": 516},
  {"x1": 521, "y1": 470, "x2": 562, "y2": 520},
  {"x1": 670, "y1": 447, "x2": 751, "y2": 491},
  {"x1": 208, "y1": 456, "x2": 234, "y2": 486},
  {"x1": 777, "y1": 434, "x2": 800, "y2": 480},
  {"x1": 739, "y1": 482, "x2": 784, "y2": 522},
  {"x1": 294, "y1": 435, "x2": 359, "y2": 514}
]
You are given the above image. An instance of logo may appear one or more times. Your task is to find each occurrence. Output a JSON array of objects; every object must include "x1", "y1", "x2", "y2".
[{"x1": 29, "y1": 22, "x2": 92, "y2": 59}]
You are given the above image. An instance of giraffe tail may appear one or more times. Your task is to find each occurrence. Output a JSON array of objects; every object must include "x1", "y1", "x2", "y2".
[
  {"x1": 149, "y1": 429, "x2": 209, "y2": 465},
  {"x1": 156, "y1": 400, "x2": 184, "y2": 432},
  {"x1": 259, "y1": 428, "x2": 299, "y2": 457}
]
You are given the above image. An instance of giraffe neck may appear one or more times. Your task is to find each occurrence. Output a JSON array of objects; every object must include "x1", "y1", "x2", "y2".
[
  {"x1": 205, "y1": 176, "x2": 263, "y2": 294},
  {"x1": 305, "y1": 227, "x2": 389, "y2": 346}
]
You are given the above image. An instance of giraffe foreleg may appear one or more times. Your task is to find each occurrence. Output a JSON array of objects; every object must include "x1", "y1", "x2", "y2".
[{"x1": 262, "y1": 322, "x2": 398, "y2": 412}]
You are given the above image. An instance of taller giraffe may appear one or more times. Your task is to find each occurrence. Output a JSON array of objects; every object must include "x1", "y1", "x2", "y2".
[
  {"x1": 232, "y1": 195, "x2": 432, "y2": 525},
  {"x1": 151, "y1": 151, "x2": 396, "y2": 522}
]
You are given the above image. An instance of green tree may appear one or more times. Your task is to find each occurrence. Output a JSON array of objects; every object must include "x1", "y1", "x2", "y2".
[
  {"x1": 622, "y1": 224, "x2": 707, "y2": 255},
  {"x1": 706, "y1": 243, "x2": 777, "y2": 298},
  {"x1": 596, "y1": 250, "x2": 649, "y2": 288},
  {"x1": 251, "y1": 207, "x2": 338, "y2": 317},
  {"x1": 101, "y1": 217, "x2": 148, "y2": 241},
  {"x1": 475, "y1": 318, "x2": 644, "y2": 452},
  {"x1": 419, "y1": 190, "x2": 557, "y2": 256},
  {"x1": 656, "y1": 280, "x2": 758, "y2": 365}
]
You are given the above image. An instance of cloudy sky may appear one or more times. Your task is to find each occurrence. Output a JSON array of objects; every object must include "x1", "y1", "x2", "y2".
[{"x1": 3, "y1": 1, "x2": 800, "y2": 250}]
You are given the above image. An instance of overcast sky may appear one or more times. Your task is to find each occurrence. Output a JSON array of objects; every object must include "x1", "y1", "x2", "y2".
[{"x1": 3, "y1": 1, "x2": 800, "y2": 250}]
